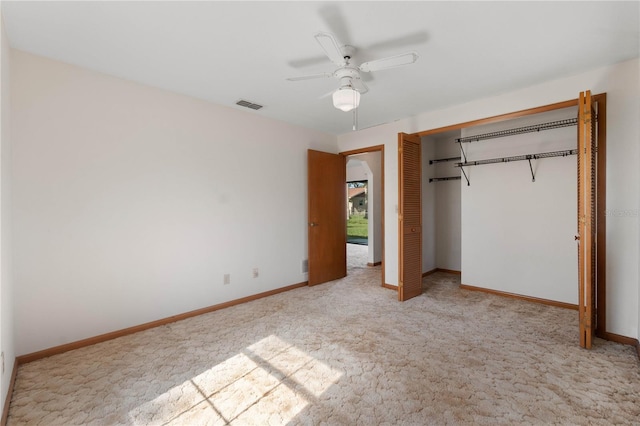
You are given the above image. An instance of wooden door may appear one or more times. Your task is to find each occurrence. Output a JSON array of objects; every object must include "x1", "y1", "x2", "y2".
[
  {"x1": 398, "y1": 133, "x2": 422, "y2": 301},
  {"x1": 308, "y1": 150, "x2": 346, "y2": 286},
  {"x1": 577, "y1": 90, "x2": 596, "y2": 348}
]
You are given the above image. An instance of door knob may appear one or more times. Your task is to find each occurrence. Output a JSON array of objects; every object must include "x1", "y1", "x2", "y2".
[{"x1": 309, "y1": 222, "x2": 318, "y2": 227}]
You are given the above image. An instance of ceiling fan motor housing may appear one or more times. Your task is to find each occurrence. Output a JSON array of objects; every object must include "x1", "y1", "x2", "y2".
[
  {"x1": 334, "y1": 66, "x2": 361, "y2": 89},
  {"x1": 341, "y1": 45, "x2": 356, "y2": 60}
]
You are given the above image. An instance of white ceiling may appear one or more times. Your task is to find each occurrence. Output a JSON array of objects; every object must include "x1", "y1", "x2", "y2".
[{"x1": 3, "y1": 1, "x2": 639, "y2": 135}]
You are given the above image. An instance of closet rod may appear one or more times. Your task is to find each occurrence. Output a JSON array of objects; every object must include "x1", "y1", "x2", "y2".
[
  {"x1": 456, "y1": 117, "x2": 578, "y2": 144},
  {"x1": 429, "y1": 176, "x2": 461, "y2": 183},
  {"x1": 455, "y1": 149, "x2": 577, "y2": 168},
  {"x1": 429, "y1": 156, "x2": 461, "y2": 165}
]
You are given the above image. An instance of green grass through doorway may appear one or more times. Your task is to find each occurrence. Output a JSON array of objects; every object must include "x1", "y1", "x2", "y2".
[{"x1": 347, "y1": 215, "x2": 368, "y2": 245}]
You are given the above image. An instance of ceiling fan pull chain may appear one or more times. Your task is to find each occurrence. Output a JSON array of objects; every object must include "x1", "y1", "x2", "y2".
[{"x1": 352, "y1": 94, "x2": 358, "y2": 131}]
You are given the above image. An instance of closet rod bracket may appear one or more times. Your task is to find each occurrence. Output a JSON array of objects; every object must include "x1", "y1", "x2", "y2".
[
  {"x1": 460, "y1": 167, "x2": 470, "y2": 186},
  {"x1": 457, "y1": 140, "x2": 468, "y2": 164},
  {"x1": 527, "y1": 157, "x2": 535, "y2": 182}
]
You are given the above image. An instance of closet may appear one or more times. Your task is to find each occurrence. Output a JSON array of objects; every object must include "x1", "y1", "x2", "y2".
[
  {"x1": 422, "y1": 130, "x2": 462, "y2": 275},
  {"x1": 399, "y1": 92, "x2": 605, "y2": 347},
  {"x1": 422, "y1": 106, "x2": 580, "y2": 306}
]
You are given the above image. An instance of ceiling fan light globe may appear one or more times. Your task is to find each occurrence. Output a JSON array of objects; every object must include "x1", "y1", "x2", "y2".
[{"x1": 333, "y1": 88, "x2": 360, "y2": 112}]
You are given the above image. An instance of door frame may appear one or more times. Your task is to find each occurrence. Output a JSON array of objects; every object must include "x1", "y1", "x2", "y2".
[
  {"x1": 413, "y1": 95, "x2": 609, "y2": 340},
  {"x1": 340, "y1": 145, "x2": 386, "y2": 288}
]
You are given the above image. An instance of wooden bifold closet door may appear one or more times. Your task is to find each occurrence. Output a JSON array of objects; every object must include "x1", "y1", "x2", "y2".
[
  {"x1": 577, "y1": 90, "x2": 597, "y2": 349},
  {"x1": 398, "y1": 133, "x2": 422, "y2": 301}
]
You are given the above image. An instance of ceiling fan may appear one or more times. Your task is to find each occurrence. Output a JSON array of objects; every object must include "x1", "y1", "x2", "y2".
[{"x1": 287, "y1": 32, "x2": 419, "y2": 112}]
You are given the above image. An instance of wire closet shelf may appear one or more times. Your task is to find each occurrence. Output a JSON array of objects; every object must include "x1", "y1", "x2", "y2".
[
  {"x1": 455, "y1": 118, "x2": 578, "y2": 144},
  {"x1": 452, "y1": 115, "x2": 591, "y2": 185}
]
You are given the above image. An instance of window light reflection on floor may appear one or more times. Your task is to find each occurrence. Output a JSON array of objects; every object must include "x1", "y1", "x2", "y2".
[{"x1": 127, "y1": 335, "x2": 344, "y2": 424}]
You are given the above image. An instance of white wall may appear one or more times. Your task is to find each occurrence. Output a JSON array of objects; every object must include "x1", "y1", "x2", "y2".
[
  {"x1": 421, "y1": 137, "x2": 436, "y2": 273},
  {"x1": 434, "y1": 133, "x2": 461, "y2": 271},
  {"x1": 338, "y1": 58, "x2": 640, "y2": 339},
  {"x1": 11, "y1": 51, "x2": 337, "y2": 355},
  {"x1": 597, "y1": 60, "x2": 640, "y2": 340},
  {"x1": 461, "y1": 108, "x2": 577, "y2": 304},
  {"x1": 0, "y1": 11, "x2": 14, "y2": 414},
  {"x1": 361, "y1": 152, "x2": 382, "y2": 265},
  {"x1": 422, "y1": 133, "x2": 462, "y2": 274},
  {"x1": 346, "y1": 160, "x2": 367, "y2": 182}
]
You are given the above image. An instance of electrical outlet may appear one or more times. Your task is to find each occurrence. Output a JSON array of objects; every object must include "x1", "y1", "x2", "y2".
[
  {"x1": 223, "y1": 274, "x2": 230, "y2": 285},
  {"x1": 252, "y1": 268, "x2": 259, "y2": 278}
]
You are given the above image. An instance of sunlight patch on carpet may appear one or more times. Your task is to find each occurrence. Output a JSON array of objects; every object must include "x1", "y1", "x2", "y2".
[{"x1": 127, "y1": 335, "x2": 343, "y2": 424}]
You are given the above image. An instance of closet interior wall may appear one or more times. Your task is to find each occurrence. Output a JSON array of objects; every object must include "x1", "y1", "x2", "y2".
[
  {"x1": 422, "y1": 131, "x2": 462, "y2": 274},
  {"x1": 460, "y1": 107, "x2": 578, "y2": 304}
]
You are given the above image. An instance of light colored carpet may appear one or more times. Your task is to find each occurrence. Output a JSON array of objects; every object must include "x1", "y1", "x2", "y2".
[
  {"x1": 347, "y1": 243, "x2": 369, "y2": 269},
  {"x1": 8, "y1": 256, "x2": 640, "y2": 425}
]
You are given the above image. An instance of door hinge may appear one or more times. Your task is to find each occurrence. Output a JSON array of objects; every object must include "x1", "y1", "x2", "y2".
[{"x1": 581, "y1": 318, "x2": 593, "y2": 329}]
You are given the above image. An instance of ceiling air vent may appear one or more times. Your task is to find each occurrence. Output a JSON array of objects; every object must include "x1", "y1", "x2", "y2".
[{"x1": 236, "y1": 100, "x2": 263, "y2": 110}]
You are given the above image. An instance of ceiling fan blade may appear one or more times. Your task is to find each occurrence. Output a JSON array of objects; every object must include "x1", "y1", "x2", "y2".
[
  {"x1": 287, "y1": 56, "x2": 330, "y2": 68},
  {"x1": 366, "y1": 32, "x2": 428, "y2": 51},
  {"x1": 359, "y1": 52, "x2": 419, "y2": 73},
  {"x1": 319, "y1": 90, "x2": 334, "y2": 99},
  {"x1": 318, "y1": 4, "x2": 351, "y2": 47},
  {"x1": 314, "y1": 32, "x2": 346, "y2": 67},
  {"x1": 352, "y1": 79, "x2": 369, "y2": 95},
  {"x1": 286, "y1": 72, "x2": 333, "y2": 82},
  {"x1": 361, "y1": 72, "x2": 374, "y2": 83}
]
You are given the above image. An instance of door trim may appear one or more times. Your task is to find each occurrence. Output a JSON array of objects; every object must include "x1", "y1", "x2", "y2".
[
  {"x1": 416, "y1": 99, "x2": 579, "y2": 137},
  {"x1": 340, "y1": 145, "x2": 386, "y2": 288}
]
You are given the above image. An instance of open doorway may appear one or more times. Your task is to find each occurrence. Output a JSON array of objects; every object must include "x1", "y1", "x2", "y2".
[
  {"x1": 347, "y1": 180, "x2": 368, "y2": 246},
  {"x1": 346, "y1": 178, "x2": 369, "y2": 271},
  {"x1": 346, "y1": 154, "x2": 380, "y2": 272},
  {"x1": 346, "y1": 174, "x2": 369, "y2": 272},
  {"x1": 306, "y1": 146, "x2": 386, "y2": 288},
  {"x1": 341, "y1": 147, "x2": 385, "y2": 285}
]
